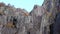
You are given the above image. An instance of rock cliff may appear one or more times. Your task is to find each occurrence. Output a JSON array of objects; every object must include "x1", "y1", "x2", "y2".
[{"x1": 0, "y1": 0, "x2": 60, "y2": 34}]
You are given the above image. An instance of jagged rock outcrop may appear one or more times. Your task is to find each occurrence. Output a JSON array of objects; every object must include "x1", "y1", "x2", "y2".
[
  {"x1": 40, "y1": 0, "x2": 60, "y2": 34},
  {"x1": 29, "y1": 5, "x2": 45, "y2": 34},
  {"x1": 0, "y1": 0, "x2": 60, "y2": 34},
  {"x1": 0, "y1": 2, "x2": 44, "y2": 34}
]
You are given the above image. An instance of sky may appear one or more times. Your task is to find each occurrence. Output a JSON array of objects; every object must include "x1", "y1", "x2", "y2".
[{"x1": 0, "y1": 0, "x2": 44, "y2": 12}]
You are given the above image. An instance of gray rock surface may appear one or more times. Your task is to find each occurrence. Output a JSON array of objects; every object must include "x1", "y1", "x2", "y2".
[{"x1": 0, "y1": 0, "x2": 60, "y2": 34}]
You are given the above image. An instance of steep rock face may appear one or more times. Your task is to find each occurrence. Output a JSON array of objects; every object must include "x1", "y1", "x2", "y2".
[
  {"x1": 0, "y1": 0, "x2": 60, "y2": 34},
  {"x1": 0, "y1": 3, "x2": 29, "y2": 34},
  {"x1": 53, "y1": 13, "x2": 60, "y2": 34},
  {"x1": 30, "y1": 5, "x2": 45, "y2": 34},
  {"x1": 0, "y1": 2, "x2": 44, "y2": 34},
  {"x1": 40, "y1": 0, "x2": 60, "y2": 34}
]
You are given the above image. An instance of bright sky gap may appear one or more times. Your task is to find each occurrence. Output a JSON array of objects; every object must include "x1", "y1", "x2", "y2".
[{"x1": 0, "y1": 0, "x2": 44, "y2": 12}]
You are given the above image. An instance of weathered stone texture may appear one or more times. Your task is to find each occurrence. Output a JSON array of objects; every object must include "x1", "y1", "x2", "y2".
[
  {"x1": 0, "y1": 2, "x2": 44, "y2": 34},
  {"x1": 0, "y1": 0, "x2": 60, "y2": 34},
  {"x1": 41, "y1": 0, "x2": 60, "y2": 34}
]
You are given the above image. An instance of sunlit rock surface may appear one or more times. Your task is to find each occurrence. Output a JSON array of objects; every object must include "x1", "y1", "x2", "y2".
[
  {"x1": 0, "y1": 2, "x2": 44, "y2": 34},
  {"x1": 0, "y1": 0, "x2": 60, "y2": 34}
]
